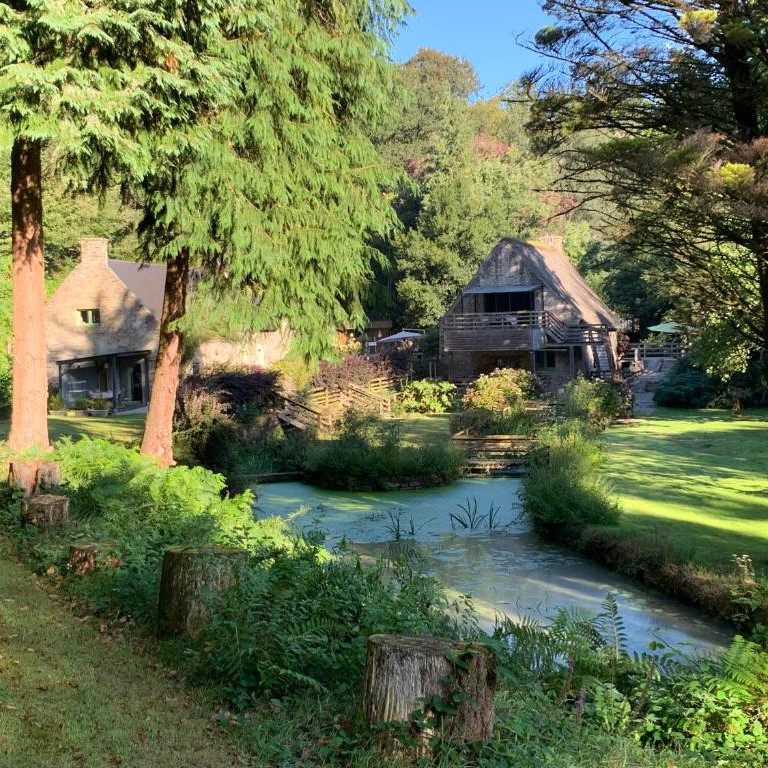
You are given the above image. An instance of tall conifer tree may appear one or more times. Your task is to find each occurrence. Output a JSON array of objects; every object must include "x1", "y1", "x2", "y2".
[
  {"x1": 0, "y1": 0, "x2": 232, "y2": 451},
  {"x1": 138, "y1": 0, "x2": 405, "y2": 464}
]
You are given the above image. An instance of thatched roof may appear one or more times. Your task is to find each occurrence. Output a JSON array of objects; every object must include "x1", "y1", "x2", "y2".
[{"x1": 456, "y1": 237, "x2": 620, "y2": 329}]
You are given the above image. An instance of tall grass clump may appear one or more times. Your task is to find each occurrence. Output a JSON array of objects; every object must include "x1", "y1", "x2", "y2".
[
  {"x1": 302, "y1": 411, "x2": 464, "y2": 490},
  {"x1": 557, "y1": 375, "x2": 629, "y2": 427},
  {"x1": 522, "y1": 420, "x2": 621, "y2": 540}
]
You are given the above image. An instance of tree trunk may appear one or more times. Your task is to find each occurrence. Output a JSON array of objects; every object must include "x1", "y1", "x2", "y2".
[
  {"x1": 157, "y1": 546, "x2": 249, "y2": 637},
  {"x1": 8, "y1": 459, "x2": 60, "y2": 496},
  {"x1": 362, "y1": 634, "x2": 495, "y2": 747},
  {"x1": 140, "y1": 250, "x2": 189, "y2": 466},
  {"x1": 21, "y1": 494, "x2": 70, "y2": 528},
  {"x1": 8, "y1": 138, "x2": 49, "y2": 453}
]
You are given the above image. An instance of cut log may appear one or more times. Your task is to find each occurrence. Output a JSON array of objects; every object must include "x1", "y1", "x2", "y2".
[
  {"x1": 157, "y1": 546, "x2": 249, "y2": 637},
  {"x1": 68, "y1": 542, "x2": 117, "y2": 575},
  {"x1": 8, "y1": 460, "x2": 61, "y2": 496},
  {"x1": 362, "y1": 634, "x2": 495, "y2": 746},
  {"x1": 21, "y1": 493, "x2": 70, "y2": 528}
]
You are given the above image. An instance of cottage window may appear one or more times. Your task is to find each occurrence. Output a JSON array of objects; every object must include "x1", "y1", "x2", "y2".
[{"x1": 78, "y1": 308, "x2": 100, "y2": 325}]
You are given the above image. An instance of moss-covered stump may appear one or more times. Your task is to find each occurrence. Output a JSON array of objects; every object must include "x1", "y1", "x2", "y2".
[
  {"x1": 21, "y1": 493, "x2": 70, "y2": 528},
  {"x1": 157, "y1": 546, "x2": 249, "y2": 637},
  {"x1": 362, "y1": 634, "x2": 495, "y2": 747},
  {"x1": 8, "y1": 460, "x2": 60, "y2": 496},
  {"x1": 68, "y1": 542, "x2": 118, "y2": 575}
]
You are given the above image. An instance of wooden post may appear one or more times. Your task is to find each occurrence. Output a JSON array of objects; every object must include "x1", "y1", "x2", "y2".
[
  {"x1": 21, "y1": 493, "x2": 70, "y2": 528},
  {"x1": 362, "y1": 634, "x2": 495, "y2": 747},
  {"x1": 157, "y1": 546, "x2": 249, "y2": 637}
]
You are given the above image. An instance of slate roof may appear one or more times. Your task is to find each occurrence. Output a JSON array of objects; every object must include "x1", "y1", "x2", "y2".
[{"x1": 108, "y1": 260, "x2": 167, "y2": 320}]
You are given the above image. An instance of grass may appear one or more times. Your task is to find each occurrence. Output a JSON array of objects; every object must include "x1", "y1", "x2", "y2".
[
  {"x1": 0, "y1": 544, "x2": 242, "y2": 768},
  {"x1": 0, "y1": 414, "x2": 146, "y2": 448},
  {"x1": 396, "y1": 414, "x2": 453, "y2": 447},
  {"x1": 599, "y1": 408, "x2": 768, "y2": 573}
]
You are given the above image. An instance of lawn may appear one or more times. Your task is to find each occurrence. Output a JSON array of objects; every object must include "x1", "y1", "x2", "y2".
[
  {"x1": 396, "y1": 414, "x2": 453, "y2": 446},
  {"x1": 0, "y1": 545, "x2": 242, "y2": 768},
  {"x1": 600, "y1": 408, "x2": 768, "y2": 573},
  {"x1": 0, "y1": 414, "x2": 145, "y2": 448}
]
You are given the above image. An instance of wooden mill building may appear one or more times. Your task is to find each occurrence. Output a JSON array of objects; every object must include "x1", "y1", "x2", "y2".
[{"x1": 439, "y1": 237, "x2": 622, "y2": 384}]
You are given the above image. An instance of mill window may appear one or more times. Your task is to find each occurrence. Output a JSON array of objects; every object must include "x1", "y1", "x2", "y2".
[{"x1": 78, "y1": 308, "x2": 101, "y2": 325}]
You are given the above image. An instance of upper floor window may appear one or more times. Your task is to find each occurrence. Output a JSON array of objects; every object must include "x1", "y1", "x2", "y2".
[{"x1": 78, "y1": 308, "x2": 100, "y2": 325}]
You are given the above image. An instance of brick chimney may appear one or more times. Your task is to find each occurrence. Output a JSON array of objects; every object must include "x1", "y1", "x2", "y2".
[{"x1": 80, "y1": 237, "x2": 109, "y2": 265}]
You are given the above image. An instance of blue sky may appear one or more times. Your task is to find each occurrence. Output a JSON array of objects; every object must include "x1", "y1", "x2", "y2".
[{"x1": 390, "y1": 0, "x2": 553, "y2": 97}]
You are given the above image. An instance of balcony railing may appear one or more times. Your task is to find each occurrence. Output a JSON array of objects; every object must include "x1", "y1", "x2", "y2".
[{"x1": 440, "y1": 312, "x2": 610, "y2": 353}]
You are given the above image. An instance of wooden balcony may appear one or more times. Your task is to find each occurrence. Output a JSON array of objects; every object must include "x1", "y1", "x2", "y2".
[{"x1": 440, "y1": 311, "x2": 549, "y2": 352}]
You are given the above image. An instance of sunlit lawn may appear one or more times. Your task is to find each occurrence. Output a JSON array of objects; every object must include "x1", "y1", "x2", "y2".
[
  {"x1": 0, "y1": 544, "x2": 241, "y2": 768},
  {"x1": 396, "y1": 413, "x2": 453, "y2": 446},
  {"x1": 600, "y1": 408, "x2": 768, "y2": 573},
  {"x1": 0, "y1": 413, "x2": 145, "y2": 448}
]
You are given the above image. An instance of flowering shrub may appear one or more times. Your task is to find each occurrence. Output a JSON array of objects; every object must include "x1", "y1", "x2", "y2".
[{"x1": 462, "y1": 368, "x2": 538, "y2": 413}]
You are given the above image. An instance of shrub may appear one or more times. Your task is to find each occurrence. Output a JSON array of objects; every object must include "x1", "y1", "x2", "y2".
[
  {"x1": 173, "y1": 383, "x2": 235, "y2": 465},
  {"x1": 312, "y1": 354, "x2": 393, "y2": 390},
  {"x1": 182, "y1": 367, "x2": 280, "y2": 420},
  {"x1": 47, "y1": 391, "x2": 65, "y2": 411},
  {"x1": 462, "y1": 367, "x2": 538, "y2": 413},
  {"x1": 397, "y1": 379, "x2": 457, "y2": 414},
  {"x1": 654, "y1": 360, "x2": 715, "y2": 408},
  {"x1": 522, "y1": 420, "x2": 621, "y2": 539},
  {"x1": 558, "y1": 375, "x2": 627, "y2": 426},
  {"x1": 302, "y1": 411, "x2": 463, "y2": 489}
]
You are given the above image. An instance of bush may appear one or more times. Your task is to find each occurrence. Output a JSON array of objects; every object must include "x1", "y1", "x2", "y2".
[
  {"x1": 522, "y1": 420, "x2": 621, "y2": 540},
  {"x1": 182, "y1": 367, "x2": 280, "y2": 420},
  {"x1": 397, "y1": 379, "x2": 457, "y2": 414},
  {"x1": 312, "y1": 354, "x2": 393, "y2": 390},
  {"x1": 302, "y1": 411, "x2": 464, "y2": 489},
  {"x1": 558, "y1": 375, "x2": 628, "y2": 426},
  {"x1": 462, "y1": 367, "x2": 538, "y2": 413},
  {"x1": 654, "y1": 360, "x2": 715, "y2": 408}
]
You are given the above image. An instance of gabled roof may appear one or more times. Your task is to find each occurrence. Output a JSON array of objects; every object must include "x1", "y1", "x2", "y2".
[
  {"x1": 462, "y1": 238, "x2": 620, "y2": 329},
  {"x1": 108, "y1": 260, "x2": 167, "y2": 320}
]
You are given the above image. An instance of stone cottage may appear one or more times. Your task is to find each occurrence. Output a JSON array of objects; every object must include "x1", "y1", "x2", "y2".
[
  {"x1": 46, "y1": 238, "x2": 290, "y2": 409},
  {"x1": 439, "y1": 237, "x2": 622, "y2": 384}
]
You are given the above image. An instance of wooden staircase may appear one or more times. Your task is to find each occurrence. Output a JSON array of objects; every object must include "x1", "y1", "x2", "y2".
[
  {"x1": 451, "y1": 432, "x2": 540, "y2": 476},
  {"x1": 277, "y1": 379, "x2": 395, "y2": 431}
]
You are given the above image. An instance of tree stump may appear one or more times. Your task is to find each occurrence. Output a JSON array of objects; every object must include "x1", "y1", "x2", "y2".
[
  {"x1": 8, "y1": 460, "x2": 61, "y2": 496},
  {"x1": 157, "y1": 546, "x2": 249, "y2": 637},
  {"x1": 68, "y1": 542, "x2": 117, "y2": 575},
  {"x1": 362, "y1": 634, "x2": 495, "y2": 747},
  {"x1": 20, "y1": 494, "x2": 70, "y2": 528}
]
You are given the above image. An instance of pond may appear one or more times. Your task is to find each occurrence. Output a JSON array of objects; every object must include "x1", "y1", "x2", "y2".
[{"x1": 254, "y1": 478, "x2": 732, "y2": 656}]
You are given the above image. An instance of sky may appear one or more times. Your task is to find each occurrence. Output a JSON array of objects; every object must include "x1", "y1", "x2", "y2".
[{"x1": 390, "y1": 0, "x2": 553, "y2": 97}]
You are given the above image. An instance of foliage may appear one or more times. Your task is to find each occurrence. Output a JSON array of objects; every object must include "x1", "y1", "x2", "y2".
[
  {"x1": 461, "y1": 367, "x2": 538, "y2": 413},
  {"x1": 194, "y1": 550, "x2": 465, "y2": 704},
  {"x1": 528, "y1": 1, "x2": 768, "y2": 359},
  {"x1": 302, "y1": 411, "x2": 463, "y2": 489},
  {"x1": 654, "y1": 360, "x2": 715, "y2": 409},
  {"x1": 47, "y1": 391, "x2": 65, "y2": 411},
  {"x1": 522, "y1": 420, "x2": 621, "y2": 539},
  {"x1": 397, "y1": 379, "x2": 457, "y2": 414},
  {"x1": 181, "y1": 367, "x2": 280, "y2": 420},
  {"x1": 558, "y1": 376, "x2": 628, "y2": 426},
  {"x1": 312, "y1": 355, "x2": 394, "y2": 391},
  {"x1": 450, "y1": 406, "x2": 539, "y2": 436},
  {"x1": 173, "y1": 383, "x2": 235, "y2": 465}
]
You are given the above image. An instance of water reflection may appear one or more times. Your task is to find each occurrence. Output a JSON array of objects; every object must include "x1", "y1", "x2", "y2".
[{"x1": 254, "y1": 479, "x2": 731, "y2": 655}]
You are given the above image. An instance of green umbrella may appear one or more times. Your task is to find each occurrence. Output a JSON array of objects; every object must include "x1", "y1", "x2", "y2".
[{"x1": 646, "y1": 321, "x2": 691, "y2": 334}]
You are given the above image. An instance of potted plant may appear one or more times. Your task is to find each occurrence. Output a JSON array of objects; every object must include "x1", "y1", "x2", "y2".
[
  {"x1": 67, "y1": 397, "x2": 90, "y2": 417},
  {"x1": 86, "y1": 398, "x2": 111, "y2": 417},
  {"x1": 47, "y1": 392, "x2": 67, "y2": 416}
]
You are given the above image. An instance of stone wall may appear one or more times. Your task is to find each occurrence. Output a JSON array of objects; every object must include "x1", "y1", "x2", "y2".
[{"x1": 193, "y1": 327, "x2": 292, "y2": 371}]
